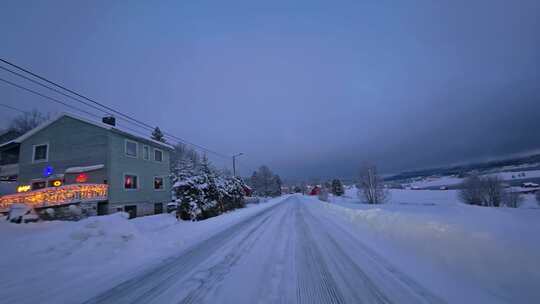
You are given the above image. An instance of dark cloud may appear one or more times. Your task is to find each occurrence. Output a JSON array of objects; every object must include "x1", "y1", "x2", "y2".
[{"x1": 1, "y1": 0, "x2": 539, "y2": 179}]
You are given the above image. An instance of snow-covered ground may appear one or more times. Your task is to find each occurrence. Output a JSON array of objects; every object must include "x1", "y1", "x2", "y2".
[
  {"x1": 0, "y1": 197, "x2": 286, "y2": 304},
  {"x1": 408, "y1": 169, "x2": 540, "y2": 188},
  {"x1": 327, "y1": 187, "x2": 540, "y2": 303},
  {"x1": 1, "y1": 191, "x2": 539, "y2": 303}
]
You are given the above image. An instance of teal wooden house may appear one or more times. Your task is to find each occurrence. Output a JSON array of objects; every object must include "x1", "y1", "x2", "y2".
[{"x1": 0, "y1": 113, "x2": 173, "y2": 219}]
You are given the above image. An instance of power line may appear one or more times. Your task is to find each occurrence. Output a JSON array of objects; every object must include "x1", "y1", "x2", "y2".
[
  {"x1": 0, "y1": 58, "x2": 230, "y2": 159},
  {"x1": 0, "y1": 103, "x2": 27, "y2": 114},
  {"x1": 0, "y1": 65, "x2": 115, "y2": 117},
  {"x1": 0, "y1": 65, "x2": 160, "y2": 137},
  {"x1": 0, "y1": 77, "x2": 105, "y2": 120},
  {"x1": 0, "y1": 100, "x2": 179, "y2": 153},
  {"x1": 0, "y1": 78, "x2": 186, "y2": 147}
]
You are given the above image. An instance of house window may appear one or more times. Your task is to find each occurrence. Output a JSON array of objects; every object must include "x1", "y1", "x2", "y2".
[
  {"x1": 154, "y1": 177, "x2": 164, "y2": 190},
  {"x1": 124, "y1": 174, "x2": 138, "y2": 189},
  {"x1": 32, "y1": 181, "x2": 46, "y2": 190},
  {"x1": 154, "y1": 149, "x2": 163, "y2": 162},
  {"x1": 33, "y1": 144, "x2": 49, "y2": 162},
  {"x1": 125, "y1": 140, "x2": 138, "y2": 158},
  {"x1": 143, "y1": 145, "x2": 150, "y2": 160}
]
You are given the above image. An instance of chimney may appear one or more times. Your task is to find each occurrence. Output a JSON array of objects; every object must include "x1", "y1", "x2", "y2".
[{"x1": 102, "y1": 116, "x2": 116, "y2": 127}]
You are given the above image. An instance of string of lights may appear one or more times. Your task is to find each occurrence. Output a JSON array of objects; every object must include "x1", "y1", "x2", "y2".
[{"x1": 0, "y1": 184, "x2": 108, "y2": 211}]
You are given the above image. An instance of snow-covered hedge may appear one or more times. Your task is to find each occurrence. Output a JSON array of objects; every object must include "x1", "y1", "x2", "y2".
[{"x1": 172, "y1": 158, "x2": 247, "y2": 221}]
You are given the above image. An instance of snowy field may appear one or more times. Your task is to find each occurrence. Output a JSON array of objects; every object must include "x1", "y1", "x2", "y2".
[
  {"x1": 0, "y1": 191, "x2": 539, "y2": 303},
  {"x1": 408, "y1": 169, "x2": 540, "y2": 188},
  {"x1": 327, "y1": 187, "x2": 540, "y2": 303}
]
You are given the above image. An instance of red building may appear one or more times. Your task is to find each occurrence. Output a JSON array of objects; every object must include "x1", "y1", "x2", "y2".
[{"x1": 310, "y1": 186, "x2": 321, "y2": 196}]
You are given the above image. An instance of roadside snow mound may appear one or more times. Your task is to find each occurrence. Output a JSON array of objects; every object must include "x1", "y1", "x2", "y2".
[
  {"x1": 68, "y1": 212, "x2": 137, "y2": 248},
  {"x1": 318, "y1": 200, "x2": 540, "y2": 302}
]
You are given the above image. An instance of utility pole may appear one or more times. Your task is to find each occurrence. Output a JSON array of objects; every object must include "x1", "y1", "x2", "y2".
[{"x1": 232, "y1": 153, "x2": 244, "y2": 176}]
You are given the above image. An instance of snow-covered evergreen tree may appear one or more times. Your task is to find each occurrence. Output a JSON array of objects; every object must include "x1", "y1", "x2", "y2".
[
  {"x1": 173, "y1": 153, "x2": 247, "y2": 221},
  {"x1": 151, "y1": 126, "x2": 166, "y2": 143},
  {"x1": 272, "y1": 175, "x2": 282, "y2": 196},
  {"x1": 331, "y1": 179, "x2": 344, "y2": 196}
]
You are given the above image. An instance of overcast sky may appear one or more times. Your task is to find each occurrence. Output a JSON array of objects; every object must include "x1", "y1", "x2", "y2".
[{"x1": 1, "y1": 0, "x2": 539, "y2": 179}]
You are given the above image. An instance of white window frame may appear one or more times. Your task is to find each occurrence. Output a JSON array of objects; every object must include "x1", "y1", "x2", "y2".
[
  {"x1": 32, "y1": 143, "x2": 49, "y2": 163},
  {"x1": 154, "y1": 148, "x2": 163, "y2": 162},
  {"x1": 123, "y1": 173, "x2": 139, "y2": 191},
  {"x1": 124, "y1": 140, "x2": 138, "y2": 158},
  {"x1": 153, "y1": 176, "x2": 165, "y2": 191},
  {"x1": 143, "y1": 145, "x2": 150, "y2": 160}
]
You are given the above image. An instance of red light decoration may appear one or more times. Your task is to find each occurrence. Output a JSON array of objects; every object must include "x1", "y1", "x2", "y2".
[{"x1": 76, "y1": 173, "x2": 88, "y2": 183}]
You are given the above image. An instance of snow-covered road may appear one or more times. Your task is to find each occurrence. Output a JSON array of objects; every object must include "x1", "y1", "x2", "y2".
[{"x1": 84, "y1": 195, "x2": 444, "y2": 304}]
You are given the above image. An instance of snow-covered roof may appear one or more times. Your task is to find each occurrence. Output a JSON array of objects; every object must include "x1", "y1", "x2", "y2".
[
  {"x1": 65, "y1": 164, "x2": 105, "y2": 174},
  {"x1": 0, "y1": 112, "x2": 174, "y2": 150}
]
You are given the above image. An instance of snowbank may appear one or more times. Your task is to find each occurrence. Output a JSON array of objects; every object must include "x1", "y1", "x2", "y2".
[
  {"x1": 0, "y1": 197, "x2": 286, "y2": 304},
  {"x1": 319, "y1": 190, "x2": 540, "y2": 303}
]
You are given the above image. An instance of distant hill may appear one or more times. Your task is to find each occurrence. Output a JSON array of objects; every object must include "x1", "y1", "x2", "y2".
[{"x1": 386, "y1": 153, "x2": 540, "y2": 182}]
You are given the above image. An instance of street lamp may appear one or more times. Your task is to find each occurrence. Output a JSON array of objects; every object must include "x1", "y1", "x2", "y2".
[{"x1": 232, "y1": 153, "x2": 244, "y2": 176}]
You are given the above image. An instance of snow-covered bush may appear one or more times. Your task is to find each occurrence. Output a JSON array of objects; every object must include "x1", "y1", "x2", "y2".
[
  {"x1": 45, "y1": 208, "x2": 55, "y2": 217},
  {"x1": 68, "y1": 205, "x2": 82, "y2": 216},
  {"x1": 173, "y1": 154, "x2": 247, "y2": 221},
  {"x1": 7, "y1": 204, "x2": 39, "y2": 224},
  {"x1": 318, "y1": 187, "x2": 329, "y2": 202},
  {"x1": 220, "y1": 177, "x2": 247, "y2": 210}
]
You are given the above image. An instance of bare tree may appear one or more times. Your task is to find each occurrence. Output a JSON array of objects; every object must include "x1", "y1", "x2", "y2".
[
  {"x1": 459, "y1": 175, "x2": 505, "y2": 207},
  {"x1": 503, "y1": 190, "x2": 524, "y2": 208},
  {"x1": 536, "y1": 191, "x2": 540, "y2": 206},
  {"x1": 249, "y1": 165, "x2": 281, "y2": 197},
  {"x1": 459, "y1": 175, "x2": 483, "y2": 205},
  {"x1": 357, "y1": 163, "x2": 387, "y2": 204},
  {"x1": 8, "y1": 110, "x2": 49, "y2": 135},
  {"x1": 479, "y1": 176, "x2": 504, "y2": 207}
]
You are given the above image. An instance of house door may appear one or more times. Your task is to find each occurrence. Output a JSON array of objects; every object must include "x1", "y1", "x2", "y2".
[
  {"x1": 154, "y1": 203, "x2": 163, "y2": 214},
  {"x1": 97, "y1": 202, "x2": 109, "y2": 216},
  {"x1": 124, "y1": 205, "x2": 137, "y2": 219}
]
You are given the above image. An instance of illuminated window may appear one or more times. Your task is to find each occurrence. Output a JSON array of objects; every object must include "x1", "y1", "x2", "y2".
[
  {"x1": 125, "y1": 140, "x2": 138, "y2": 158},
  {"x1": 154, "y1": 149, "x2": 163, "y2": 162},
  {"x1": 76, "y1": 173, "x2": 88, "y2": 183},
  {"x1": 124, "y1": 174, "x2": 138, "y2": 189},
  {"x1": 154, "y1": 177, "x2": 164, "y2": 190},
  {"x1": 17, "y1": 185, "x2": 31, "y2": 193},
  {"x1": 33, "y1": 144, "x2": 49, "y2": 162},
  {"x1": 143, "y1": 145, "x2": 150, "y2": 160}
]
